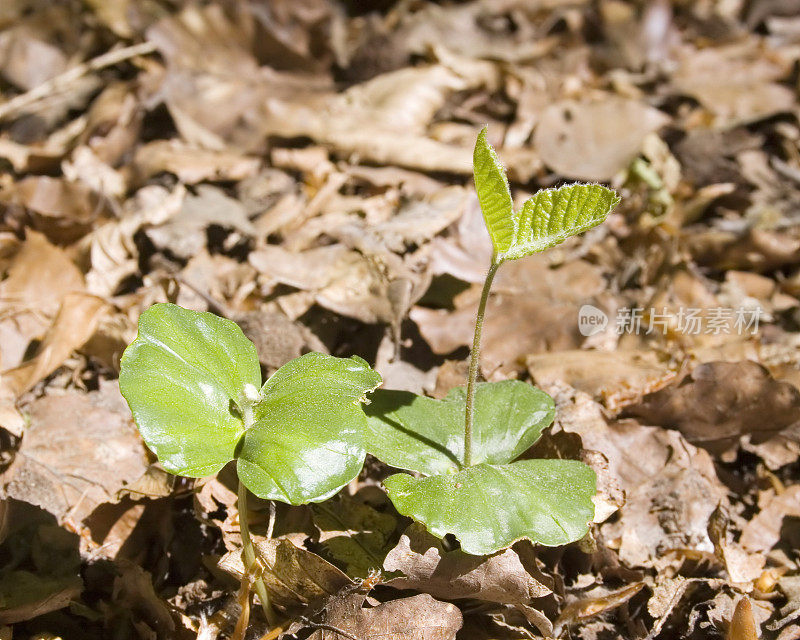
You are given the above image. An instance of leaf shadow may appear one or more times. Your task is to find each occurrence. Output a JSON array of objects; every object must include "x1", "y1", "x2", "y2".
[{"x1": 364, "y1": 390, "x2": 462, "y2": 470}]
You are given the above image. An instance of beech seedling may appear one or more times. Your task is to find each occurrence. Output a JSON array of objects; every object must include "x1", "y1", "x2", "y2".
[
  {"x1": 119, "y1": 303, "x2": 381, "y2": 625},
  {"x1": 364, "y1": 127, "x2": 620, "y2": 555}
]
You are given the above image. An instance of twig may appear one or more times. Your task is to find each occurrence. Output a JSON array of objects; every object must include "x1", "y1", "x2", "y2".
[{"x1": 0, "y1": 42, "x2": 157, "y2": 122}]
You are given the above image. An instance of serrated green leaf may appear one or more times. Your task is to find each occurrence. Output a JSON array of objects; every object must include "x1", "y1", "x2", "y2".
[
  {"x1": 473, "y1": 129, "x2": 619, "y2": 264},
  {"x1": 473, "y1": 126, "x2": 514, "y2": 256},
  {"x1": 237, "y1": 353, "x2": 381, "y2": 504},
  {"x1": 505, "y1": 183, "x2": 620, "y2": 260},
  {"x1": 384, "y1": 460, "x2": 595, "y2": 555},
  {"x1": 364, "y1": 380, "x2": 554, "y2": 476},
  {"x1": 119, "y1": 303, "x2": 261, "y2": 477}
]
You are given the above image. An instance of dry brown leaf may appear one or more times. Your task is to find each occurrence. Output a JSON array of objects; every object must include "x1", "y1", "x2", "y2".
[
  {"x1": 527, "y1": 349, "x2": 677, "y2": 411},
  {"x1": 625, "y1": 361, "x2": 800, "y2": 455},
  {"x1": 413, "y1": 257, "x2": 606, "y2": 374},
  {"x1": 554, "y1": 582, "x2": 645, "y2": 636},
  {"x1": 3, "y1": 292, "x2": 109, "y2": 395},
  {"x1": 534, "y1": 95, "x2": 669, "y2": 180},
  {"x1": 384, "y1": 523, "x2": 552, "y2": 604},
  {"x1": 219, "y1": 537, "x2": 352, "y2": 613},
  {"x1": 672, "y1": 43, "x2": 796, "y2": 127},
  {"x1": 545, "y1": 382, "x2": 728, "y2": 566},
  {"x1": 3, "y1": 176, "x2": 109, "y2": 244},
  {"x1": 0, "y1": 230, "x2": 84, "y2": 370},
  {"x1": 134, "y1": 140, "x2": 261, "y2": 184},
  {"x1": 741, "y1": 486, "x2": 800, "y2": 554},
  {"x1": 308, "y1": 591, "x2": 462, "y2": 640},
  {"x1": 1, "y1": 381, "x2": 150, "y2": 524}
]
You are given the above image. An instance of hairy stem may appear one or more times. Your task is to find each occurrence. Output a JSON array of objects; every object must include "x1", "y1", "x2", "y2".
[
  {"x1": 464, "y1": 261, "x2": 500, "y2": 467},
  {"x1": 238, "y1": 480, "x2": 277, "y2": 627}
]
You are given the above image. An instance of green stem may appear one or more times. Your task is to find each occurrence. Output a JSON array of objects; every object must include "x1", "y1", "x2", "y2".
[
  {"x1": 238, "y1": 480, "x2": 277, "y2": 627},
  {"x1": 464, "y1": 261, "x2": 500, "y2": 467}
]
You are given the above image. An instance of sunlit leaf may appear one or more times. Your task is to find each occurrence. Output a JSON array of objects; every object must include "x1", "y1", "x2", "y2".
[
  {"x1": 120, "y1": 306, "x2": 382, "y2": 504},
  {"x1": 237, "y1": 353, "x2": 381, "y2": 504},
  {"x1": 364, "y1": 380, "x2": 554, "y2": 475},
  {"x1": 473, "y1": 126, "x2": 514, "y2": 256},
  {"x1": 473, "y1": 130, "x2": 619, "y2": 264},
  {"x1": 506, "y1": 184, "x2": 620, "y2": 260},
  {"x1": 119, "y1": 303, "x2": 261, "y2": 477},
  {"x1": 384, "y1": 460, "x2": 595, "y2": 555}
]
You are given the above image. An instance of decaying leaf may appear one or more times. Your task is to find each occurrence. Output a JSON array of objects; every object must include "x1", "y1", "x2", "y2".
[
  {"x1": 625, "y1": 361, "x2": 800, "y2": 455},
  {"x1": 218, "y1": 537, "x2": 352, "y2": 613},
  {"x1": 312, "y1": 495, "x2": 397, "y2": 579},
  {"x1": 534, "y1": 96, "x2": 669, "y2": 181},
  {"x1": 1, "y1": 381, "x2": 150, "y2": 523},
  {"x1": 308, "y1": 591, "x2": 462, "y2": 640}
]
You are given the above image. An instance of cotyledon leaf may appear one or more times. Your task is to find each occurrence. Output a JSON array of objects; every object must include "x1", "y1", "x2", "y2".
[
  {"x1": 384, "y1": 460, "x2": 596, "y2": 555},
  {"x1": 119, "y1": 303, "x2": 261, "y2": 477},
  {"x1": 120, "y1": 306, "x2": 383, "y2": 505},
  {"x1": 237, "y1": 353, "x2": 382, "y2": 504},
  {"x1": 364, "y1": 380, "x2": 554, "y2": 476},
  {"x1": 473, "y1": 126, "x2": 514, "y2": 256}
]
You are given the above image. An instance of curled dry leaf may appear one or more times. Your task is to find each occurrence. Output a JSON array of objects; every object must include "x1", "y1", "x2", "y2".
[
  {"x1": 384, "y1": 523, "x2": 552, "y2": 604},
  {"x1": 0, "y1": 230, "x2": 84, "y2": 370},
  {"x1": 3, "y1": 292, "x2": 109, "y2": 395}
]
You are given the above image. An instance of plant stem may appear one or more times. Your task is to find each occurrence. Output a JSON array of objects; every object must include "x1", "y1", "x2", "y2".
[
  {"x1": 238, "y1": 480, "x2": 277, "y2": 627},
  {"x1": 464, "y1": 261, "x2": 500, "y2": 467}
]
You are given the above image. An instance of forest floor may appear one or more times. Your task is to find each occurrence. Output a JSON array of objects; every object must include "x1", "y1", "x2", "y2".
[{"x1": 2, "y1": 0, "x2": 800, "y2": 638}]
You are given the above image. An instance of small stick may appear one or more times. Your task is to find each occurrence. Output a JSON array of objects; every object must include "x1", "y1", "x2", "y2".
[{"x1": 0, "y1": 42, "x2": 157, "y2": 122}]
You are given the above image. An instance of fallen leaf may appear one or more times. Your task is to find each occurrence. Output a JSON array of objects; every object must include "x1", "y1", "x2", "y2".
[
  {"x1": 624, "y1": 361, "x2": 800, "y2": 455},
  {"x1": 219, "y1": 537, "x2": 352, "y2": 613},
  {"x1": 534, "y1": 95, "x2": 669, "y2": 180},
  {"x1": 1, "y1": 381, "x2": 150, "y2": 523},
  {"x1": 0, "y1": 230, "x2": 84, "y2": 370},
  {"x1": 527, "y1": 349, "x2": 677, "y2": 411},
  {"x1": 0, "y1": 500, "x2": 82, "y2": 624},
  {"x1": 3, "y1": 292, "x2": 109, "y2": 395},
  {"x1": 308, "y1": 591, "x2": 462, "y2": 640},
  {"x1": 384, "y1": 523, "x2": 552, "y2": 604},
  {"x1": 313, "y1": 495, "x2": 397, "y2": 579}
]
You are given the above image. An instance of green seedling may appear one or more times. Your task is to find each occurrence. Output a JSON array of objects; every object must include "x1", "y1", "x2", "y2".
[
  {"x1": 364, "y1": 127, "x2": 620, "y2": 555},
  {"x1": 118, "y1": 303, "x2": 381, "y2": 625}
]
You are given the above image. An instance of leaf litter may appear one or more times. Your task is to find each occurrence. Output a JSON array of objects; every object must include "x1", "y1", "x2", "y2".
[{"x1": 2, "y1": 0, "x2": 800, "y2": 638}]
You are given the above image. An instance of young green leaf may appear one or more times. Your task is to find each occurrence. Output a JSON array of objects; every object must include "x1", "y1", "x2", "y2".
[
  {"x1": 364, "y1": 381, "x2": 554, "y2": 476},
  {"x1": 237, "y1": 353, "x2": 381, "y2": 504},
  {"x1": 473, "y1": 126, "x2": 514, "y2": 256},
  {"x1": 506, "y1": 183, "x2": 620, "y2": 260},
  {"x1": 473, "y1": 129, "x2": 620, "y2": 264},
  {"x1": 119, "y1": 303, "x2": 261, "y2": 477},
  {"x1": 384, "y1": 460, "x2": 596, "y2": 555}
]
